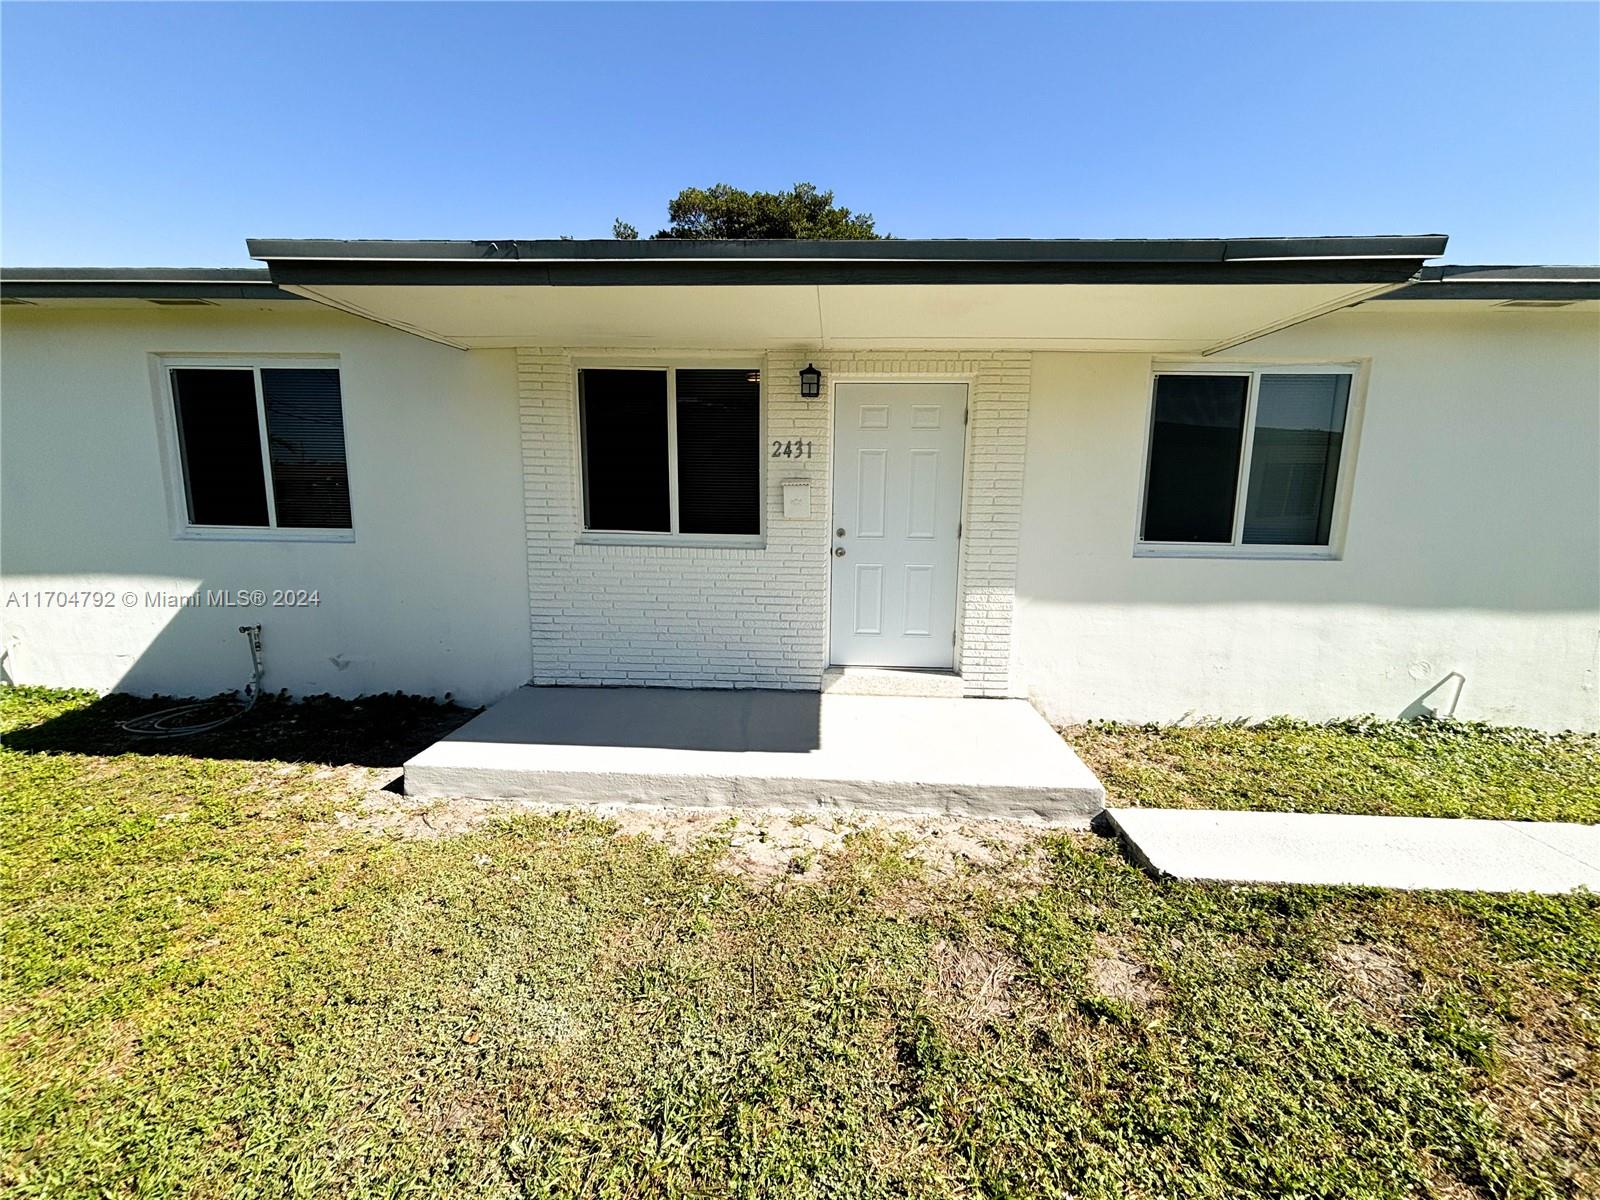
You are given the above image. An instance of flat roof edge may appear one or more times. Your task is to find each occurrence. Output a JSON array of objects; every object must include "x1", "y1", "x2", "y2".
[
  {"x1": 260, "y1": 259, "x2": 1431, "y2": 288},
  {"x1": 0, "y1": 267, "x2": 300, "y2": 302},
  {"x1": 1380, "y1": 264, "x2": 1600, "y2": 301},
  {"x1": 246, "y1": 234, "x2": 1450, "y2": 265}
]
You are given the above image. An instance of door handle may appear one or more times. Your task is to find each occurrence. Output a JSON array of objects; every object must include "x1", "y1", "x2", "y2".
[{"x1": 834, "y1": 547, "x2": 846, "y2": 557}]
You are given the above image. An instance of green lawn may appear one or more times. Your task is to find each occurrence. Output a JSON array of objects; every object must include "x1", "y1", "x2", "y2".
[
  {"x1": 2, "y1": 686, "x2": 1596, "y2": 1199},
  {"x1": 1071, "y1": 717, "x2": 1600, "y2": 824}
]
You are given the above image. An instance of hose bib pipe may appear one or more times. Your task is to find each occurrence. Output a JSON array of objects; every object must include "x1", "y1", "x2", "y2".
[{"x1": 118, "y1": 624, "x2": 265, "y2": 738}]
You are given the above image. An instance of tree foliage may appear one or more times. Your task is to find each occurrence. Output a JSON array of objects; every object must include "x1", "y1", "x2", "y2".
[{"x1": 615, "y1": 183, "x2": 882, "y2": 240}]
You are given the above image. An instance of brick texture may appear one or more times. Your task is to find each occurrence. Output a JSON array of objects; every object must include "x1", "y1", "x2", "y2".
[{"x1": 517, "y1": 348, "x2": 1028, "y2": 696}]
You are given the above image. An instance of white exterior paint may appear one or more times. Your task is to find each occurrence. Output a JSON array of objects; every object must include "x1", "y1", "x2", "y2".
[
  {"x1": 285, "y1": 280, "x2": 1392, "y2": 351},
  {"x1": 516, "y1": 349, "x2": 1026, "y2": 697},
  {"x1": 3, "y1": 297, "x2": 1595, "y2": 731},
  {"x1": 1014, "y1": 305, "x2": 1600, "y2": 731},
  {"x1": 829, "y1": 382, "x2": 967, "y2": 668},
  {"x1": 0, "y1": 305, "x2": 529, "y2": 705}
]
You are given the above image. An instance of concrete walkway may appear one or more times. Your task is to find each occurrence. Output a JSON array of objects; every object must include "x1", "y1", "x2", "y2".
[{"x1": 1105, "y1": 808, "x2": 1599, "y2": 894}]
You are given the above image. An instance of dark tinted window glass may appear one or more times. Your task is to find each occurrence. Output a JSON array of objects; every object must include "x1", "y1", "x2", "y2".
[
  {"x1": 1241, "y1": 374, "x2": 1349, "y2": 546},
  {"x1": 1142, "y1": 374, "x2": 1248, "y2": 542},
  {"x1": 171, "y1": 368, "x2": 269, "y2": 526},
  {"x1": 580, "y1": 369, "x2": 669, "y2": 532},
  {"x1": 261, "y1": 369, "x2": 352, "y2": 529},
  {"x1": 676, "y1": 369, "x2": 760, "y2": 535}
]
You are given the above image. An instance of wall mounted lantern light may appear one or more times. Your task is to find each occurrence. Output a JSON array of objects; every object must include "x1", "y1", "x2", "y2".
[{"x1": 798, "y1": 363, "x2": 822, "y2": 398}]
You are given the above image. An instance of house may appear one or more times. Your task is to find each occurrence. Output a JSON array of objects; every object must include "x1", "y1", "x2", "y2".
[{"x1": 2, "y1": 237, "x2": 1597, "y2": 734}]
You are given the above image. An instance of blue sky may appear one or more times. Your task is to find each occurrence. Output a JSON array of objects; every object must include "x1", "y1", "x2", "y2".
[{"x1": 3, "y1": 2, "x2": 1596, "y2": 266}]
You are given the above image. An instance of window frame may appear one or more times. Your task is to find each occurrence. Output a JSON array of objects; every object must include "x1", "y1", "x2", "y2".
[
  {"x1": 573, "y1": 359, "x2": 766, "y2": 548},
  {"x1": 153, "y1": 353, "x2": 354, "y2": 543},
  {"x1": 1134, "y1": 360, "x2": 1365, "y2": 560}
]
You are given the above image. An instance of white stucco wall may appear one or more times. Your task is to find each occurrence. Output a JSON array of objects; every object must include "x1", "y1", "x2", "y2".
[
  {"x1": 1014, "y1": 305, "x2": 1600, "y2": 731},
  {"x1": 0, "y1": 305, "x2": 529, "y2": 705},
  {"x1": 6, "y1": 297, "x2": 1596, "y2": 731}
]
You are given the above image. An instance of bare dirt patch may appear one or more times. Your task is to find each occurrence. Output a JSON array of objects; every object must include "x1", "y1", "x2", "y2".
[
  {"x1": 1088, "y1": 934, "x2": 1166, "y2": 1008},
  {"x1": 1322, "y1": 941, "x2": 1418, "y2": 1018},
  {"x1": 925, "y1": 937, "x2": 1025, "y2": 1028},
  {"x1": 1483, "y1": 998, "x2": 1600, "y2": 1197},
  {"x1": 335, "y1": 788, "x2": 1055, "y2": 885}
]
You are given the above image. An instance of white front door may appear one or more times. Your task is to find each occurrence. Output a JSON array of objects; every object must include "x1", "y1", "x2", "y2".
[{"x1": 830, "y1": 382, "x2": 967, "y2": 669}]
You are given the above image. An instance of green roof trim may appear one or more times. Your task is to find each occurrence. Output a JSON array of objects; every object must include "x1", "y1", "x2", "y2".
[
  {"x1": 1379, "y1": 265, "x2": 1600, "y2": 301},
  {"x1": 0, "y1": 267, "x2": 300, "y2": 301},
  {"x1": 247, "y1": 235, "x2": 1448, "y2": 288}
]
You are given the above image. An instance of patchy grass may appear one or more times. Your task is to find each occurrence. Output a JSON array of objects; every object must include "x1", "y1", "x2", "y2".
[
  {"x1": 2, "y1": 686, "x2": 1597, "y2": 1198},
  {"x1": 0, "y1": 683, "x2": 475, "y2": 768},
  {"x1": 1070, "y1": 716, "x2": 1600, "y2": 823}
]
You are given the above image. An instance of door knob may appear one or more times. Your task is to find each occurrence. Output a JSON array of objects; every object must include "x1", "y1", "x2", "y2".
[{"x1": 834, "y1": 547, "x2": 846, "y2": 557}]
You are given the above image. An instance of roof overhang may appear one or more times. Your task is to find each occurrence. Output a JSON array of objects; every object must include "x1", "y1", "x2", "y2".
[
  {"x1": 0, "y1": 267, "x2": 301, "y2": 305},
  {"x1": 1367, "y1": 264, "x2": 1600, "y2": 310},
  {"x1": 246, "y1": 236, "x2": 1448, "y2": 353}
]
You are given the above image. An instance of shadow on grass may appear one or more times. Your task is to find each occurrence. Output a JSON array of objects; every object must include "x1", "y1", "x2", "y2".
[{"x1": 3, "y1": 691, "x2": 479, "y2": 769}]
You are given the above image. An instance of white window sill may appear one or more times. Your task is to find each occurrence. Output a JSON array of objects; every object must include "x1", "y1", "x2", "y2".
[
  {"x1": 1133, "y1": 543, "x2": 1338, "y2": 561},
  {"x1": 175, "y1": 527, "x2": 355, "y2": 544},
  {"x1": 577, "y1": 532, "x2": 766, "y2": 551}
]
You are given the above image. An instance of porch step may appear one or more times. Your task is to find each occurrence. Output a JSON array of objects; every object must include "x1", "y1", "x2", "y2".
[
  {"x1": 821, "y1": 666, "x2": 965, "y2": 698},
  {"x1": 404, "y1": 686, "x2": 1105, "y2": 826}
]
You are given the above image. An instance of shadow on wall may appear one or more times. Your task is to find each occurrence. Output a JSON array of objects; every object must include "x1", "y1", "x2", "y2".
[
  {"x1": 3, "y1": 688, "x2": 478, "y2": 769},
  {"x1": 1399, "y1": 672, "x2": 1466, "y2": 722},
  {"x1": 3, "y1": 582, "x2": 824, "y2": 760},
  {"x1": 1, "y1": 569, "x2": 440, "y2": 706}
]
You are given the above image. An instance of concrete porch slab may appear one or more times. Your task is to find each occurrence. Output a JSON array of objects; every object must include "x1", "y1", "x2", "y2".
[
  {"x1": 404, "y1": 687, "x2": 1105, "y2": 825},
  {"x1": 1105, "y1": 808, "x2": 1600, "y2": 894},
  {"x1": 821, "y1": 666, "x2": 965, "y2": 698}
]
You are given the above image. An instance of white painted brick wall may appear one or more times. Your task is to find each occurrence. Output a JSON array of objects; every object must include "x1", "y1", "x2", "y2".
[{"x1": 517, "y1": 348, "x2": 1028, "y2": 696}]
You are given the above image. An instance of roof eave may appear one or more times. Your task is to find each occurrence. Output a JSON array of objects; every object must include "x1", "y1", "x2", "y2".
[
  {"x1": 271, "y1": 261, "x2": 1437, "y2": 287},
  {"x1": 0, "y1": 266, "x2": 301, "y2": 302},
  {"x1": 246, "y1": 234, "x2": 1450, "y2": 264},
  {"x1": 1377, "y1": 265, "x2": 1600, "y2": 301}
]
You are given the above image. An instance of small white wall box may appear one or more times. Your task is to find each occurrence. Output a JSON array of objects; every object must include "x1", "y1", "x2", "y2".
[{"x1": 782, "y1": 480, "x2": 811, "y2": 518}]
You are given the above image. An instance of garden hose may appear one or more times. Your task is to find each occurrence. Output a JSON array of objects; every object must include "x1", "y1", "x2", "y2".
[{"x1": 117, "y1": 625, "x2": 264, "y2": 737}]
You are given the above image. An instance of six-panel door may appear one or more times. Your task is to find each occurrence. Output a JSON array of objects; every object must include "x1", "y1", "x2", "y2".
[{"x1": 829, "y1": 382, "x2": 967, "y2": 669}]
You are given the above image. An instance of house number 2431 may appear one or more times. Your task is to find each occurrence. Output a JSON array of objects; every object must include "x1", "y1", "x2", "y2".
[{"x1": 771, "y1": 440, "x2": 814, "y2": 458}]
